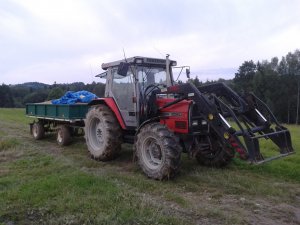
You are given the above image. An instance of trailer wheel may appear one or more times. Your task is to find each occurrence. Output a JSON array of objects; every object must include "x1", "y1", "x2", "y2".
[
  {"x1": 195, "y1": 132, "x2": 234, "y2": 167},
  {"x1": 32, "y1": 122, "x2": 45, "y2": 140},
  {"x1": 135, "y1": 123, "x2": 181, "y2": 180},
  {"x1": 56, "y1": 125, "x2": 71, "y2": 146},
  {"x1": 84, "y1": 105, "x2": 122, "y2": 161}
]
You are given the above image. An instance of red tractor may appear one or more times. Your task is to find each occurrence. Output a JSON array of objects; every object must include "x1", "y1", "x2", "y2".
[{"x1": 84, "y1": 55, "x2": 294, "y2": 180}]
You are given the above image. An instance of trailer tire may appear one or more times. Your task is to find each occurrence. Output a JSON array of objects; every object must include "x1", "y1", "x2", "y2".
[
  {"x1": 57, "y1": 125, "x2": 71, "y2": 146},
  {"x1": 135, "y1": 123, "x2": 181, "y2": 180},
  {"x1": 84, "y1": 105, "x2": 122, "y2": 161},
  {"x1": 195, "y1": 132, "x2": 234, "y2": 167},
  {"x1": 32, "y1": 122, "x2": 44, "y2": 140}
]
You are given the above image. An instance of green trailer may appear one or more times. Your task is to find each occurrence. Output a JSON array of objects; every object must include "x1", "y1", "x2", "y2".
[{"x1": 26, "y1": 102, "x2": 90, "y2": 145}]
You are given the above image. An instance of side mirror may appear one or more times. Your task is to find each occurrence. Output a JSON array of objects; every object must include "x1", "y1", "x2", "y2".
[
  {"x1": 117, "y1": 62, "x2": 129, "y2": 76},
  {"x1": 95, "y1": 71, "x2": 107, "y2": 78},
  {"x1": 186, "y1": 68, "x2": 190, "y2": 78}
]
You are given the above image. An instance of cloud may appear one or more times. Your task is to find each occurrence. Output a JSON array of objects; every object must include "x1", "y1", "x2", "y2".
[{"x1": 0, "y1": 0, "x2": 300, "y2": 84}]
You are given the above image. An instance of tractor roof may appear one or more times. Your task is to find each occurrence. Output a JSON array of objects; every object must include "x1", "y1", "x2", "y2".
[{"x1": 101, "y1": 56, "x2": 177, "y2": 70}]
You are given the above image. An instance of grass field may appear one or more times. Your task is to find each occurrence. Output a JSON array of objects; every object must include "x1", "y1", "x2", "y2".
[{"x1": 0, "y1": 108, "x2": 299, "y2": 225}]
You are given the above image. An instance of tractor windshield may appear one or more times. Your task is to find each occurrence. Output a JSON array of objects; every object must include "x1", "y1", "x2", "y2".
[{"x1": 137, "y1": 66, "x2": 167, "y2": 90}]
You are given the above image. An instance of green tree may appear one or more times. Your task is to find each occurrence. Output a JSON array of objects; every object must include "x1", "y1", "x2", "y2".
[
  {"x1": 23, "y1": 91, "x2": 48, "y2": 104},
  {"x1": 278, "y1": 56, "x2": 288, "y2": 75},
  {"x1": 250, "y1": 50, "x2": 300, "y2": 124},
  {"x1": 187, "y1": 76, "x2": 201, "y2": 87},
  {"x1": 10, "y1": 86, "x2": 30, "y2": 107},
  {"x1": 47, "y1": 87, "x2": 64, "y2": 100},
  {"x1": 92, "y1": 83, "x2": 105, "y2": 97},
  {"x1": 0, "y1": 84, "x2": 14, "y2": 107},
  {"x1": 276, "y1": 49, "x2": 300, "y2": 124},
  {"x1": 233, "y1": 60, "x2": 257, "y2": 92}
]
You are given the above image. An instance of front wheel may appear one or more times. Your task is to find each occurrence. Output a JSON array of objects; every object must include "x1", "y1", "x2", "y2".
[
  {"x1": 135, "y1": 123, "x2": 181, "y2": 180},
  {"x1": 195, "y1": 131, "x2": 234, "y2": 167}
]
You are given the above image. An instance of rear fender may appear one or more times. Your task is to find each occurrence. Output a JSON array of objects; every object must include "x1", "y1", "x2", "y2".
[{"x1": 88, "y1": 98, "x2": 126, "y2": 129}]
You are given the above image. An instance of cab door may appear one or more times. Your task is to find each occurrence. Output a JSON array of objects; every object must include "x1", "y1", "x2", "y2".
[{"x1": 109, "y1": 67, "x2": 137, "y2": 128}]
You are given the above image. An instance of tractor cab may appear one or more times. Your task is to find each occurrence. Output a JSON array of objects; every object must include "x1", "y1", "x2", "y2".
[{"x1": 98, "y1": 56, "x2": 180, "y2": 128}]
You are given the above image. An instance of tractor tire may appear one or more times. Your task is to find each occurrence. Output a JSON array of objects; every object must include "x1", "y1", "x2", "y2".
[
  {"x1": 195, "y1": 132, "x2": 234, "y2": 167},
  {"x1": 135, "y1": 123, "x2": 181, "y2": 180},
  {"x1": 32, "y1": 121, "x2": 45, "y2": 140},
  {"x1": 84, "y1": 105, "x2": 122, "y2": 161},
  {"x1": 56, "y1": 125, "x2": 71, "y2": 146}
]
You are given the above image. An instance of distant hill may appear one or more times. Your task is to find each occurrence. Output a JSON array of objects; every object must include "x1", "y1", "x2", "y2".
[{"x1": 11, "y1": 82, "x2": 50, "y2": 90}]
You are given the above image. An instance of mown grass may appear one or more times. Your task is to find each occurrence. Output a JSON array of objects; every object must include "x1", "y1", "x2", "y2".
[
  {"x1": 0, "y1": 138, "x2": 19, "y2": 151},
  {"x1": 1, "y1": 147, "x2": 186, "y2": 224},
  {"x1": 0, "y1": 108, "x2": 299, "y2": 225},
  {"x1": 230, "y1": 124, "x2": 300, "y2": 182},
  {"x1": 0, "y1": 108, "x2": 31, "y2": 125}
]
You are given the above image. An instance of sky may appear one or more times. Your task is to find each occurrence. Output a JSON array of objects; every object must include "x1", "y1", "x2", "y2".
[{"x1": 1, "y1": 0, "x2": 300, "y2": 85}]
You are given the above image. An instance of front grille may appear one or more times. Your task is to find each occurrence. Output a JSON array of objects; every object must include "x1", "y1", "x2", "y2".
[{"x1": 175, "y1": 121, "x2": 187, "y2": 129}]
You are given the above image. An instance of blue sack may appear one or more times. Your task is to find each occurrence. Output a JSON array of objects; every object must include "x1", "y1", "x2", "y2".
[{"x1": 52, "y1": 90, "x2": 98, "y2": 104}]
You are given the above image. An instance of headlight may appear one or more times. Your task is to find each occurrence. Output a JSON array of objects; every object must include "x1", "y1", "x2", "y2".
[
  {"x1": 192, "y1": 120, "x2": 198, "y2": 126},
  {"x1": 201, "y1": 120, "x2": 207, "y2": 125}
]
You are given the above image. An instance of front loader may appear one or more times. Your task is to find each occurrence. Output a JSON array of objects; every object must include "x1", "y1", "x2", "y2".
[
  {"x1": 83, "y1": 55, "x2": 294, "y2": 180},
  {"x1": 197, "y1": 83, "x2": 294, "y2": 163}
]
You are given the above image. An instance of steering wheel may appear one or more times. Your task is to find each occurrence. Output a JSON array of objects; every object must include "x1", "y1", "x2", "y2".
[
  {"x1": 144, "y1": 84, "x2": 166, "y2": 98},
  {"x1": 140, "y1": 84, "x2": 166, "y2": 121}
]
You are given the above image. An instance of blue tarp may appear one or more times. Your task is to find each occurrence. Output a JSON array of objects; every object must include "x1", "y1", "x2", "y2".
[{"x1": 51, "y1": 90, "x2": 98, "y2": 104}]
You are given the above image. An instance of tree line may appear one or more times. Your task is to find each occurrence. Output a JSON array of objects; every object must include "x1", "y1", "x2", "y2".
[
  {"x1": 1, "y1": 49, "x2": 299, "y2": 124},
  {"x1": 188, "y1": 49, "x2": 300, "y2": 124},
  {"x1": 0, "y1": 82, "x2": 105, "y2": 108}
]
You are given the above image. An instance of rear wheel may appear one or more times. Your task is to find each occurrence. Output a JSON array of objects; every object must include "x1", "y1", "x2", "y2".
[
  {"x1": 32, "y1": 121, "x2": 44, "y2": 140},
  {"x1": 56, "y1": 125, "x2": 71, "y2": 146},
  {"x1": 195, "y1": 131, "x2": 234, "y2": 167},
  {"x1": 135, "y1": 123, "x2": 181, "y2": 180},
  {"x1": 84, "y1": 105, "x2": 122, "y2": 161}
]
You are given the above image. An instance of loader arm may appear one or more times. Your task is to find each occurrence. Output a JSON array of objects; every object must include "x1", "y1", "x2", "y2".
[{"x1": 198, "y1": 82, "x2": 295, "y2": 163}]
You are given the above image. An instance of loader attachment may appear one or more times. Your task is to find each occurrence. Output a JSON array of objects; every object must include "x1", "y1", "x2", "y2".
[{"x1": 198, "y1": 83, "x2": 295, "y2": 164}]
